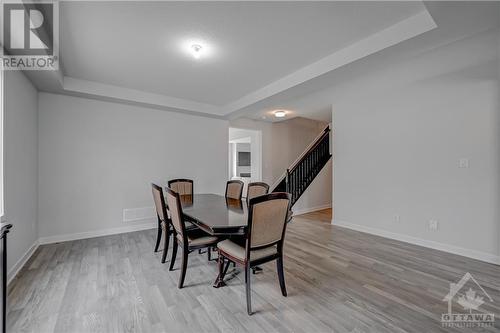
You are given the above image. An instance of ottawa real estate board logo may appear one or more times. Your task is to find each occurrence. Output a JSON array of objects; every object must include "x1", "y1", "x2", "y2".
[
  {"x1": 1, "y1": 1, "x2": 59, "y2": 70},
  {"x1": 442, "y1": 272, "x2": 495, "y2": 328}
]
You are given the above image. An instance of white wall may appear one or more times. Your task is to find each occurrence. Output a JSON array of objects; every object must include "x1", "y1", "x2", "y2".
[
  {"x1": 4, "y1": 71, "x2": 39, "y2": 277},
  {"x1": 38, "y1": 93, "x2": 228, "y2": 240},
  {"x1": 230, "y1": 117, "x2": 332, "y2": 214},
  {"x1": 333, "y1": 29, "x2": 500, "y2": 263}
]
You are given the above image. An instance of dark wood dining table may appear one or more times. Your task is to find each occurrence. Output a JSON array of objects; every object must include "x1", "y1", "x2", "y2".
[{"x1": 180, "y1": 193, "x2": 249, "y2": 236}]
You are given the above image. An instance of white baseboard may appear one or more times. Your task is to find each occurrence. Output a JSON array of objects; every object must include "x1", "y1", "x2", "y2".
[
  {"x1": 293, "y1": 203, "x2": 332, "y2": 216},
  {"x1": 38, "y1": 220, "x2": 156, "y2": 245},
  {"x1": 8, "y1": 240, "x2": 39, "y2": 285},
  {"x1": 332, "y1": 219, "x2": 500, "y2": 265}
]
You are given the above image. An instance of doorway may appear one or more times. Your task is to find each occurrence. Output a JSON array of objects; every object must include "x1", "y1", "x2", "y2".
[{"x1": 228, "y1": 128, "x2": 262, "y2": 196}]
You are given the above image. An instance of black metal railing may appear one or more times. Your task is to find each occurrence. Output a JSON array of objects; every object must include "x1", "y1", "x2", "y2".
[{"x1": 272, "y1": 126, "x2": 331, "y2": 206}]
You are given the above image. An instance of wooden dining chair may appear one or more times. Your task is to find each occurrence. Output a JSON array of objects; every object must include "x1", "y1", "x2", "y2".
[
  {"x1": 165, "y1": 187, "x2": 219, "y2": 288},
  {"x1": 246, "y1": 182, "x2": 269, "y2": 203},
  {"x1": 216, "y1": 192, "x2": 291, "y2": 315},
  {"x1": 168, "y1": 178, "x2": 193, "y2": 196},
  {"x1": 225, "y1": 180, "x2": 244, "y2": 200},
  {"x1": 151, "y1": 183, "x2": 172, "y2": 263}
]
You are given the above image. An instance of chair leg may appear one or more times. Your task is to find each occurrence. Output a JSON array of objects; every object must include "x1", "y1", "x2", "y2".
[
  {"x1": 245, "y1": 264, "x2": 252, "y2": 315},
  {"x1": 169, "y1": 237, "x2": 178, "y2": 271},
  {"x1": 161, "y1": 226, "x2": 170, "y2": 264},
  {"x1": 154, "y1": 222, "x2": 162, "y2": 252},
  {"x1": 213, "y1": 253, "x2": 225, "y2": 287},
  {"x1": 277, "y1": 256, "x2": 287, "y2": 297},
  {"x1": 178, "y1": 246, "x2": 189, "y2": 289},
  {"x1": 178, "y1": 247, "x2": 188, "y2": 289},
  {"x1": 207, "y1": 247, "x2": 211, "y2": 261}
]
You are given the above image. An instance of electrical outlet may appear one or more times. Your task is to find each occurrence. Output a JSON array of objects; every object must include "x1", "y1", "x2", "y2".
[
  {"x1": 458, "y1": 158, "x2": 469, "y2": 168},
  {"x1": 429, "y1": 220, "x2": 438, "y2": 231},
  {"x1": 394, "y1": 215, "x2": 400, "y2": 223}
]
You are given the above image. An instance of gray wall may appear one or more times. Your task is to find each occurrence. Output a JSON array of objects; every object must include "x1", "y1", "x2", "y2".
[
  {"x1": 38, "y1": 93, "x2": 228, "y2": 240},
  {"x1": 4, "y1": 71, "x2": 38, "y2": 276},
  {"x1": 333, "y1": 29, "x2": 500, "y2": 262}
]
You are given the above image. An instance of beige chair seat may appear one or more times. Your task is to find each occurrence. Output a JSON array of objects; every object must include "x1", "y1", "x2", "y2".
[
  {"x1": 218, "y1": 239, "x2": 277, "y2": 262},
  {"x1": 176, "y1": 229, "x2": 218, "y2": 247}
]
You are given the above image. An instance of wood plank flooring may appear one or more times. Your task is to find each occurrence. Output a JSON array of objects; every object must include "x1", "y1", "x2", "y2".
[{"x1": 7, "y1": 209, "x2": 500, "y2": 332}]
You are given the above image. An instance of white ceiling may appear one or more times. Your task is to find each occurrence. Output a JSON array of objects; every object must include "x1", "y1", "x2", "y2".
[
  {"x1": 28, "y1": 1, "x2": 439, "y2": 119},
  {"x1": 237, "y1": 1, "x2": 500, "y2": 123},
  {"x1": 59, "y1": 1, "x2": 426, "y2": 106}
]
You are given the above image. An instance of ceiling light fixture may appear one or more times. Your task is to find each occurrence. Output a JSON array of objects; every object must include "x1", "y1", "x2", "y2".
[
  {"x1": 190, "y1": 44, "x2": 203, "y2": 59},
  {"x1": 274, "y1": 110, "x2": 286, "y2": 118}
]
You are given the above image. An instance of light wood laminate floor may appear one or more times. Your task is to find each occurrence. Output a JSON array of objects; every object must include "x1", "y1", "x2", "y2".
[{"x1": 7, "y1": 209, "x2": 500, "y2": 332}]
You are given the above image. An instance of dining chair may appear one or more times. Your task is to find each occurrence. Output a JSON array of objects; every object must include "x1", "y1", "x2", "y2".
[
  {"x1": 216, "y1": 192, "x2": 291, "y2": 315},
  {"x1": 165, "y1": 187, "x2": 219, "y2": 288},
  {"x1": 225, "y1": 180, "x2": 244, "y2": 200},
  {"x1": 151, "y1": 183, "x2": 172, "y2": 263},
  {"x1": 168, "y1": 178, "x2": 193, "y2": 196},
  {"x1": 246, "y1": 182, "x2": 269, "y2": 203}
]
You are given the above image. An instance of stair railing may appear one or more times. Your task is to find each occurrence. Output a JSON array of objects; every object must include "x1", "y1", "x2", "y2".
[{"x1": 271, "y1": 125, "x2": 331, "y2": 206}]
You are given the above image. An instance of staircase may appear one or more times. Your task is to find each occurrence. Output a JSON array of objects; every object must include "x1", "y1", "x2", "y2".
[{"x1": 272, "y1": 125, "x2": 332, "y2": 207}]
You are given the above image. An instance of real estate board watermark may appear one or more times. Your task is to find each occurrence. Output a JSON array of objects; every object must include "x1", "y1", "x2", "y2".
[
  {"x1": 441, "y1": 272, "x2": 495, "y2": 328},
  {"x1": 1, "y1": 1, "x2": 59, "y2": 70}
]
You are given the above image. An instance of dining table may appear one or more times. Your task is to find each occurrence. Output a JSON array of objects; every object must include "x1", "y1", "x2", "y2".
[
  {"x1": 178, "y1": 193, "x2": 293, "y2": 287},
  {"x1": 180, "y1": 193, "x2": 249, "y2": 236}
]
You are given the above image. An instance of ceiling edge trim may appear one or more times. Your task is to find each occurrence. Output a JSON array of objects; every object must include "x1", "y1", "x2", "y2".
[{"x1": 62, "y1": 76, "x2": 224, "y2": 115}]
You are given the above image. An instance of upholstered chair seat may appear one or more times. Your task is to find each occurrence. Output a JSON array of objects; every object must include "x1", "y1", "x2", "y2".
[
  {"x1": 176, "y1": 229, "x2": 218, "y2": 247},
  {"x1": 218, "y1": 239, "x2": 277, "y2": 262}
]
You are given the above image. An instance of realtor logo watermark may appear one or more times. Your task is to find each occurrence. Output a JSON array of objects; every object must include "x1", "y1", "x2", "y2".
[
  {"x1": 1, "y1": 1, "x2": 59, "y2": 70},
  {"x1": 442, "y1": 272, "x2": 494, "y2": 328}
]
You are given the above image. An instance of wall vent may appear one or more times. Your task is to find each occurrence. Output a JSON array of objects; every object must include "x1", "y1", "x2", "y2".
[{"x1": 123, "y1": 207, "x2": 155, "y2": 223}]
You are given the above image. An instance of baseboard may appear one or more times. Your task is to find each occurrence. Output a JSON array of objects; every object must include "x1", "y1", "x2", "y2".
[
  {"x1": 293, "y1": 203, "x2": 332, "y2": 216},
  {"x1": 8, "y1": 240, "x2": 40, "y2": 285},
  {"x1": 38, "y1": 220, "x2": 156, "y2": 245},
  {"x1": 332, "y1": 219, "x2": 500, "y2": 265}
]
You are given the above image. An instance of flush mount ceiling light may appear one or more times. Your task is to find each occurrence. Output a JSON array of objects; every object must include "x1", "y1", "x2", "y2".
[
  {"x1": 274, "y1": 110, "x2": 287, "y2": 118},
  {"x1": 180, "y1": 39, "x2": 213, "y2": 60},
  {"x1": 190, "y1": 44, "x2": 202, "y2": 59}
]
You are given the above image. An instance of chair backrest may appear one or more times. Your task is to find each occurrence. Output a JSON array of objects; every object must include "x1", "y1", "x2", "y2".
[
  {"x1": 246, "y1": 182, "x2": 269, "y2": 203},
  {"x1": 168, "y1": 179, "x2": 193, "y2": 196},
  {"x1": 152, "y1": 183, "x2": 167, "y2": 222},
  {"x1": 247, "y1": 193, "x2": 290, "y2": 250},
  {"x1": 164, "y1": 187, "x2": 187, "y2": 240},
  {"x1": 225, "y1": 180, "x2": 244, "y2": 200}
]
